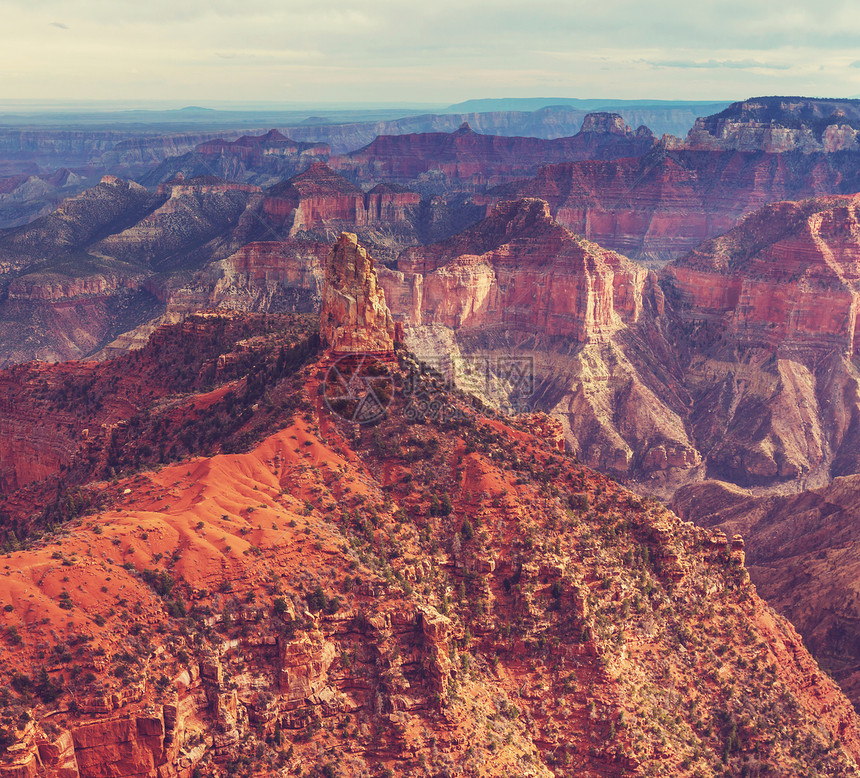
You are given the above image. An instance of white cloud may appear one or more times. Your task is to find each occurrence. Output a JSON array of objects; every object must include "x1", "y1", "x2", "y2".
[{"x1": 1, "y1": 0, "x2": 859, "y2": 102}]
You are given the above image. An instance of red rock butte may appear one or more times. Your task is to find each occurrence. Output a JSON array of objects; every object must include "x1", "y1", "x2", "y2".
[{"x1": 319, "y1": 232, "x2": 396, "y2": 357}]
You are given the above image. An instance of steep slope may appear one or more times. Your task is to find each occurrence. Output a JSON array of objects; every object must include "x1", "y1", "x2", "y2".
[
  {"x1": 0, "y1": 176, "x2": 164, "y2": 275},
  {"x1": 261, "y1": 162, "x2": 422, "y2": 248},
  {"x1": 0, "y1": 168, "x2": 98, "y2": 230},
  {"x1": 93, "y1": 177, "x2": 264, "y2": 271},
  {"x1": 332, "y1": 115, "x2": 655, "y2": 194},
  {"x1": 672, "y1": 474, "x2": 860, "y2": 712},
  {"x1": 491, "y1": 147, "x2": 860, "y2": 266},
  {"x1": 662, "y1": 193, "x2": 860, "y2": 488},
  {"x1": 1, "y1": 306, "x2": 859, "y2": 776},
  {"x1": 0, "y1": 165, "x2": 463, "y2": 366},
  {"x1": 0, "y1": 176, "x2": 272, "y2": 364},
  {"x1": 379, "y1": 198, "x2": 700, "y2": 489},
  {"x1": 319, "y1": 232, "x2": 395, "y2": 354},
  {"x1": 0, "y1": 313, "x2": 319, "y2": 533}
]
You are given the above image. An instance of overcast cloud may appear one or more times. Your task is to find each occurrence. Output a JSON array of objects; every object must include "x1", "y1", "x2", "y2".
[{"x1": 1, "y1": 0, "x2": 859, "y2": 104}]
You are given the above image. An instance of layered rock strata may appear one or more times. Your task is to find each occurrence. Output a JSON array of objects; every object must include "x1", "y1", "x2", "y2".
[
  {"x1": 320, "y1": 232, "x2": 395, "y2": 353},
  {"x1": 332, "y1": 115, "x2": 655, "y2": 193},
  {"x1": 489, "y1": 147, "x2": 860, "y2": 266}
]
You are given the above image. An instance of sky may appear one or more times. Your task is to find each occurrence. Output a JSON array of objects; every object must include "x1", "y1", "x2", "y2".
[{"x1": 2, "y1": 0, "x2": 860, "y2": 106}]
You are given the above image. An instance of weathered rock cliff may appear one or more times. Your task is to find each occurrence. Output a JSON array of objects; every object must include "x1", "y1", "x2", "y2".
[
  {"x1": 490, "y1": 147, "x2": 860, "y2": 266},
  {"x1": 678, "y1": 96, "x2": 860, "y2": 153},
  {"x1": 378, "y1": 198, "x2": 701, "y2": 486},
  {"x1": 262, "y1": 162, "x2": 420, "y2": 240},
  {"x1": 332, "y1": 115, "x2": 655, "y2": 194},
  {"x1": 320, "y1": 233, "x2": 395, "y2": 353},
  {"x1": 662, "y1": 193, "x2": 860, "y2": 487}
]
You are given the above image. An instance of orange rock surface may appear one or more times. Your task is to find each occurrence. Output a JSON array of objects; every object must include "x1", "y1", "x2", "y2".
[
  {"x1": 0, "y1": 314, "x2": 859, "y2": 776},
  {"x1": 320, "y1": 233, "x2": 395, "y2": 354}
]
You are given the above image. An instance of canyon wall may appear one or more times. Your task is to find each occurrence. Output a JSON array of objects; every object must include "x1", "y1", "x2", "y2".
[
  {"x1": 489, "y1": 147, "x2": 860, "y2": 267},
  {"x1": 677, "y1": 96, "x2": 860, "y2": 153},
  {"x1": 332, "y1": 115, "x2": 655, "y2": 194}
]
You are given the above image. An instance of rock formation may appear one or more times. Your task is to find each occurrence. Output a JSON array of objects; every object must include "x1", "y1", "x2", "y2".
[
  {"x1": 331, "y1": 114, "x2": 656, "y2": 194},
  {"x1": 0, "y1": 167, "x2": 95, "y2": 229},
  {"x1": 678, "y1": 96, "x2": 860, "y2": 153},
  {"x1": 387, "y1": 197, "x2": 650, "y2": 339},
  {"x1": 139, "y1": 129, "x2": 331, "y2": 189},
  {"x1": 377, "y1": 198, "x2": 700, "y2": 486},
  {"x1": 488, "y1": 146, "x2": 860, "y2": 267},
  {"x1": 262, "y1": 162, "x2": 420, "y2": 239},
  {"x1": 1, "y1": 313, "x2": 860, "y2": 776},
  {"x1": 662, "y1": 193, "x2": 860, "y2": 487},
  {"x1": 320, "y1": 232, "x2": 395, "y2": 353},
  {"x1": 671, "y1": 473, "x2": 860, "y2": 711}
]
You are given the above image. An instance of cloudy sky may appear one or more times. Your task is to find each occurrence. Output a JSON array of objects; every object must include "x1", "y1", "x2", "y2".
[{"x1": 2, "y1": 0, "x2": 860, "y2": 106}]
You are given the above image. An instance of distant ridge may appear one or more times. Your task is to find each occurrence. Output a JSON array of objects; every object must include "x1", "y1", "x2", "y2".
[{"x1": 449, "y1": 97, "x2": 732, "y2": 112}]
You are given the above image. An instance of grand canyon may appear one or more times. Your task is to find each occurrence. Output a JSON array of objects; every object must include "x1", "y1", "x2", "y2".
[{"x1": 5, "y1": 93, "x2": 860, "y2": 776}]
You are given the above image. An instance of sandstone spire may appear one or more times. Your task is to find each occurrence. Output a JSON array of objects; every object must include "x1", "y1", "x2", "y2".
[{"x1": 320, "y1": 232, "x2": 396, "y2": 353}]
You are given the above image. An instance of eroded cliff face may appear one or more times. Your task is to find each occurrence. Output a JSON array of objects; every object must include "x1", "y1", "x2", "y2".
[
  {"x1": 678, "y1": 97, "x2": 860, "y2": 153},
  {"x1": 260, "y1": 163, "x2": 422, "y2": 250},
  {"x1": 0, "y1": 176, "x2": 306, "y2": 364},
  {"x1": 376, "y1": 198, "x2": 701, "y2": 489},
  {"x1": 320, "y1": 232, "x2": 395, "y2": 353},
  {"x1": 662, "y1": 194, "x2": 860, "y2": 487},
  {"x1": 366, "y1": 193, "x2": 860, "y2": 497},
  {"x1": 489, "y1": 147, "x2": 860, "y2": 267},
  {"x1": 388, "y1": 198, "x2": 647, "y2": 338},
  {"x1": 671, "y1": 473, "x2": 860, "y2": 712},
  {"x1": 1, "y1": 316, "x2": 859, "y2": 777}
]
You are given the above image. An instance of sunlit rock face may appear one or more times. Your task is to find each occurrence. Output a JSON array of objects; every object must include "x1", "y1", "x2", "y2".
[{"x1": 320, "y1": 232, "x2": 396, "y2": 354}]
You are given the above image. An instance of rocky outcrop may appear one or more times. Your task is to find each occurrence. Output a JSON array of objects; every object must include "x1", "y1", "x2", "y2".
[
  {"x1": 662, "y1": 193, "x2": 860, "y2": 487},
  {"x1": 388, "y1": 198, "x2": 649, "y2": 339},
  {"x1": 378, "y1": 198, "x2": 701, "y2": 484},
  {"x1": 320, "y1": 233, "x2": 395, "y2": 353},
  {"x1": 672, "y1": 473, "x2": 860, "y2": 711},
  {"x1": 679, "y1": 96, "x2": 860, "y2": 153},
  {"x1": 262, "y1": 163, "x2": 420, "y2": 239}
]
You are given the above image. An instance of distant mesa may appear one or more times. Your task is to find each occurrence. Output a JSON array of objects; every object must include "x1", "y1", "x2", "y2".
[{"x1": 679, "y1": 96, "x2": 860, "y2": 152}]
